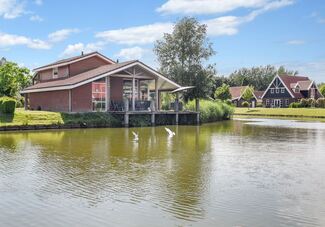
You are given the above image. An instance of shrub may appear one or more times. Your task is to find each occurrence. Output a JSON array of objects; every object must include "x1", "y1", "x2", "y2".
[
  {"x1": 185, "y1": 99, "x2": 234, "y2": 123},
  {"x1": 0, "y1": 97, "x2": 16, "y2": 114},
  {"x1": 316, "y1": 98, "x2": 325, "y2": 108},
  {"x1": 307, "y1": 98, "x2": 316, "y2": 108},
  {"x1": 289, "y1": 102, "x2": 301, "y2": 108},
  {"x1": 241, "y1": 101, "x2": 249, "y2": 108},
  {"x1": 300, "y1": 98, "x2": 308, "y2": 107},
  {"x1": 256, "y1": 102, "x2": 263, "y2": 108},
  {"x1": 224, "y1": 99, "x2": 232, "y2": 106}
]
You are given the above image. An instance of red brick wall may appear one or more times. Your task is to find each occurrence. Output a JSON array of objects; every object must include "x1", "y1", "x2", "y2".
[
  {"x1": 69, "y1": 56, "x2": 110, "y2": 77},
  {"x1": 71, "y1": 83, "x2": 92, "y2": 112},
  {"x1": 110, "y1": 77, "x2": 123, "y2": 101},
  {"x1": 29, "y1": 90, "x2": 69, "y2": 112}
]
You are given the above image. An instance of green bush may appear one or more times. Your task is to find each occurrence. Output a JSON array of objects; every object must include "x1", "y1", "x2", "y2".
[
  {"x1": 0, "y1": 97, "x2": 16, "y2": 114},
  {"x1": 241, "y1": 101, "x2": 249, "y2": 108},
  {"x1": 307, "y1": 98, "x2": 316, "y2": 108},
  {"x1": 316, "y1": 98, "x2": 325, "y2": 108},
  {"x1": 289, "y1": 102, "x2": 301, "y2": 108},
  {"x1": 300, "y1": 98, "x2": 308, "y2": 107},
  {"x1": 256, "y1": 102, "x2": 263, "y2": 108},
  {"x1": 185, "y1": 99, "x2": 233, "y2": 123}
]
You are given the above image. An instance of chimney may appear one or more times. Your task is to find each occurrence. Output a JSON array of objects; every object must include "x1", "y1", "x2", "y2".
[
  {"x1": 116, "y1": 59, "x2": 119, "y2": 63},
  {"x1": 81, "y1": 51, "x2": 84, "y2": 56}
]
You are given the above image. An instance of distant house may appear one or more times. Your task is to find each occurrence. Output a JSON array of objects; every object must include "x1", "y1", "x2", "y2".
[
  {"x1": 261, "y1": 75, "x2": 323, "y2": 108},
  {"x1": 229, "y1": 86, "x2": 258, "y2": 107},
  {"x1": 21, "y1": 52, "x2": 186, "y2": 112}
]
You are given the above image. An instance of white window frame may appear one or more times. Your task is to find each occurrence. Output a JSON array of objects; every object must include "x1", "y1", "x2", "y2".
[
  {"x1": 285, "y1": 99, "x2": 289, "y2": 106},
  {"x1": 266, "y1": 99, "x2": 270, "y2": 107},
  {"x1": 281, "y1": 88, "x2": 285, "y2": 93},
  {"x1": 271, "y1": 88, "x2": 275, "y2": 94},
  {"x1": 276, "y1": 88, "x2": 279, "y2": 94},
  {"x1": 52, "y1": 67, "x2": 59, "y2": 79}
]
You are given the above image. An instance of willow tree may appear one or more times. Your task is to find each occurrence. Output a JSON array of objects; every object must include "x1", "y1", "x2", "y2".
[{"x1": 154, "y1": 17, "x2": 215, "y2": 101}]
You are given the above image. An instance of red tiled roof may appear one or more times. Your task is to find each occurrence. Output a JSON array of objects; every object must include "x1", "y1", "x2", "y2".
[
  {"x1": 253, "y1": 91, "x2": 264, "y2": 99},
  {"x1": 24, "y1": 60, "x2": 136, "y2": 91},
  {"x1": 33, "y1": 51, "x2": 115, "y2": 71},
  {"x1": 279, "y1": 75, "x2": 311, "y2": 98},
  {"x1": 229, "y1": 86, "x2": 248, "y2": 100}
]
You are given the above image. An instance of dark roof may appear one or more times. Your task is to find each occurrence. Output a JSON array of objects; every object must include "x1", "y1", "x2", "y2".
[
  {"x1": 33, "y1": 51, "x2": 115, "y2": 71},
  {"x1": 229, "y1": 86, "x2": 248, "y2": 100},
  {"x1": 24, "y1": 60, "x2": 136, "y2": 91},
  {"x1": 253, "y1": 91, "x2": 264, "y2": 99}
]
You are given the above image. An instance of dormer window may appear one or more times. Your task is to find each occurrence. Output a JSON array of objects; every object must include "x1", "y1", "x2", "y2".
[
  {"x1": 294, "y1": 87, "x2": 300, "y2": 93},
  {"x1": 53, "y1": 67, "x2": 58, "y2": 79}
]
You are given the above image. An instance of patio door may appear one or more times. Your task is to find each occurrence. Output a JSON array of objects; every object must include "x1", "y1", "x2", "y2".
[{"x1": 274, "y1": 99, "x2": 280, "y2": 108}]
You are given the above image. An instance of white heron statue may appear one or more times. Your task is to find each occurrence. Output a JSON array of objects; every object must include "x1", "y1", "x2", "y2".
[{"x1": 132, "y1": 131, "x2": 139, "y2": 141}]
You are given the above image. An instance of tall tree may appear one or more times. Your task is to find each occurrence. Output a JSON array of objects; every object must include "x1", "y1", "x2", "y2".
[
  {"x1": 154, "y1": 17, "x2": 215, "y2": 101},
  {"x1": 0, "y1": 61, "x2": 32, "y2": 97},
  {"x1": 277, "y1": 65, "x2": 298, "y2": 76},
  {"x1": 320, "y1": 84, "x2": 325, "y2": 97},
  {"x1": 241, "y1": 86, "x2": 254, "y2": 103},
  {"x1": 214, "y1": 83, "x2": 231, "y2": 100}
]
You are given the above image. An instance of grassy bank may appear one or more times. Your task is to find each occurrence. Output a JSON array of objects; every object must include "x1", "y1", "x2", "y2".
[
  {"x1": 0, "y1": 108, "x2": 120, "y2": 127},
  {"x1": 234, "y1": 107, "x2": 325, "y2": 118}
]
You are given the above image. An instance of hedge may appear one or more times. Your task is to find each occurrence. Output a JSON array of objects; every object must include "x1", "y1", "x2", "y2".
[{"x1": 0, "y1": 97, "x2": 16, "y2": 114}]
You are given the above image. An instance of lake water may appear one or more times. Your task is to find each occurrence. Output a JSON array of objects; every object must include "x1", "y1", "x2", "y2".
[{"x1": 1, "y1": 118, "x2": 325, "y2": 227}]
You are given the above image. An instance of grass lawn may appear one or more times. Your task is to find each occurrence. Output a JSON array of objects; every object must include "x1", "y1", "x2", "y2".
[
  {"x1": 0, "y1": 108, "x2": 63, "y2": 126},
  {"x1": 0, "y1": 108, "x2": 119, "y2": 127},
  {"x1": 234, "y1": 107, "x2": 325, "y2": 118}
]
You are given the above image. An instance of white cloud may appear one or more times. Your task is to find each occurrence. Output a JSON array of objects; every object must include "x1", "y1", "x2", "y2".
[
  {"x1": 30, "y1": 14, "x2": 43, "y2": 22},
  {"x1": 116, "y1": 47, "x2": 147, "y2": 60},
  {"x1": 96, "y1": 23, "x2": 173, "y2": 45},
  {"x1": 276, "y1": 60, "x2": 325, "y2": 83},
  {"x1": 61, "y1": 42, "x2": 105, "y2": 57},
  {"x1": 206, "y1": 0, "x2": 294, "y2": 36},
  {"x1": 96, "y1": 0, "x2": 293, "y2": 46},
  {"x1": 34, "y1": 0, "x2": 42, "y2": 5},
  {"x1": 0, "y1": 32, "x2": 51, "y2": 49},
  {"x1": 286, "y1": 40, "x2": 305, "y2": 45},
  {"x1": 48, "y1": 29, "x2": 80, "y2": 43},
  {"x1": 157, "y1": 0, "x2": 268, "y2": 15},
  {"x1": 0, "y1": 0, "x2": 25, "y2": 19}
]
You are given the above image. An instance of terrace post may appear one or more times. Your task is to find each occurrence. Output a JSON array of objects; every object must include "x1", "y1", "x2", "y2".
[
  {"x1": 132, "y1": 72, "x2": 136, "y2": 111},
  {"x1": 175, "y1": 93, "x2": 179, "y2": 125},
  {"x1": 106, "y1": 76, "x2": 110, "y2": 111},
  {"x1": 155, "y1": 78, "x2": 158, "y2": 112},
  {"x1": 195, "y1": 98, "x2": 200, "y2": 125}
]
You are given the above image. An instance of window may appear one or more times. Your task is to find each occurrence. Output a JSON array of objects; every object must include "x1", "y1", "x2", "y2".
[
  {"x1": 276, "y1": 88, "x2": 279, "y2": 94},
  {"x1": 92, "y1": 78, "x2": 106, "y2": 111},
  {"x1": 52, "y1": 67, "x2": 58, "y2": 79},
  {"x1": 280, "y1": 99, "x2": 283, "y2": 107},
  {"x1": 123, "y1": 79, "x2": 139, "y2": 100},
  {"x1": 285, "y1": 99, "x2": 289, "y2": 106},
  {"x1": 266, "y1": 99, "x2": 270, "y2": 107},
  {"x1": 281, "y1": 88, "x2": 285, "y2": 93},
  {"x1": 311, "y1": 88, "x2": 315, "y2": 99},
  {"x1": 271, "y1": 88, "x2": 275, "y2": 94}
]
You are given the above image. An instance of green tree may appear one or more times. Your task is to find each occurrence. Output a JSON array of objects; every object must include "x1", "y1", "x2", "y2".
[
  {"x1": 277, "y1": 65, "x2": 298, "y2": 76},
  {"x1": 154, "y1": 17, "x2": 215, "y2": 101},
  {"x1": 0, "y1": 61, "x2": 32, "y2": 97},
  {"x1": 241, "y1": 86, "x2": 254, "y2": 108},
  {"x1": 320, "y1": 84, "x2": 325, "y2": 97},
  {"x1": 214, "y1": 83, "x2": 231, "y2": 100}
]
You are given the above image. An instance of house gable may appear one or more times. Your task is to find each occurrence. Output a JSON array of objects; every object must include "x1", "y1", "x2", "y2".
[{"x1": 262, "y1": 76, "x2": 294, "y2": 99}]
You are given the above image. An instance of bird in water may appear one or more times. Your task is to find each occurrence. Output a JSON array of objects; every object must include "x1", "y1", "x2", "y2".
[
  {"x1": 132, "y1": 131, "x2": 139, "y2": 141},
  {"x1": 165, "y1": 127, "x2": 175, "y2": 137}
]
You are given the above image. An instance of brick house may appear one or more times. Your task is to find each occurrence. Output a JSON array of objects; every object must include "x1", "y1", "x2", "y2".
[
  {"x1": 21, "y1": 52, "x2": 186, "y2": 112},
  {"x1": 261, "y1": 75, "x2": 323, "y2": 108}
]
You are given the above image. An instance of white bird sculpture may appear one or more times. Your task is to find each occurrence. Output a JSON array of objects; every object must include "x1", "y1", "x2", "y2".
[
  {"x1": 132, "y1": 131, "x2": 139, "y2": 141},
  {"x1": 165, "y1": 127, "x2": 175, "y2": 137}
]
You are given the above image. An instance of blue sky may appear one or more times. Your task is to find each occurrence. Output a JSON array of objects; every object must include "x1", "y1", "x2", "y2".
[{"x1": 0, "y1": 0, "x2": 325, "y2": 82}]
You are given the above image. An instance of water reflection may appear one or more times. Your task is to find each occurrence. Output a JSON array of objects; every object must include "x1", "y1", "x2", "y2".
[{"x1": 0, "y1": 119, "x2": 325, "y2": 226}]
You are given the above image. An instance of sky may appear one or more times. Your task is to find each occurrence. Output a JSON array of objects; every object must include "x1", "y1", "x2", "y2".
[{"x1": 0, "y1": 0, "x2": 325, "y2": 82}]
